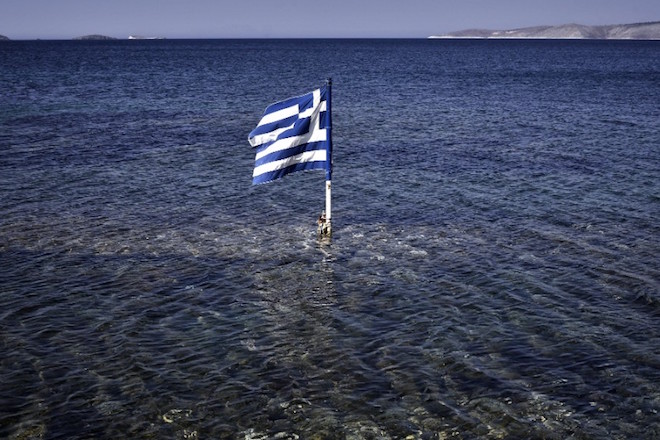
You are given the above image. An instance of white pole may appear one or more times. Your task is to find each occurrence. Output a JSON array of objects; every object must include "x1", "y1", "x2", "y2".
[
  {"x1": 325, "y1": 180, "x2": 332, "y2": 236},
  {"x1": 320, "y1": 77, "x2": 333, "y2": 238}
]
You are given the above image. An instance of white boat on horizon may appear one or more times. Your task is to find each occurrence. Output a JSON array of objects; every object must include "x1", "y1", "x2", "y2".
[{"x1": 128, "y1": 35, "x2": 165, "y2": 40}]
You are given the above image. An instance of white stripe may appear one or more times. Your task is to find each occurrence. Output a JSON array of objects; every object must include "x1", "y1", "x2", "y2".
[
  {"x1": 249, "y1": 123, "x2": 296, "y2": 147},
  {"x1": 254, "y1": 100, "x2": 327, "y2": 160},
  {"x1": 250, "y1": 98, "x2": 327, "y2": 148},
  {"x1": 257, "y1": 104, "x2": 299, "y2": 127},
  {"x1": 298, "y1": 89, "x2": 321, "y2": 119},
  {"x1": 254, "y1": 129, "x2": 327, "y2": 161},
  {"x1": 253, "y1": 150, "x2": 327, "y2": 177}
]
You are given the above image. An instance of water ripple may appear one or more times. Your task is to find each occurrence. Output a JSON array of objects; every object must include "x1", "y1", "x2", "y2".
[{"x1": 2, "y1": 39, "x2": 660, "y2": 439}]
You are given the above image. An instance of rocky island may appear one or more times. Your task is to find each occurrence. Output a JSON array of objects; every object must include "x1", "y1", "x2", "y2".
[
  {"x1": 430, "y1": 21, "x2": 660, "y2": 40},
  {"x1": 74, "y1": 35, "x2": 117, "y2": 40},
  {"x1": 0, "y1": 34, "x2": 10, "y2": 41}
]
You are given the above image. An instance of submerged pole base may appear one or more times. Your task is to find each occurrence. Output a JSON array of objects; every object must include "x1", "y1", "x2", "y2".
[{"x1": 317, "y1": 211, "x2": 332, "y2": 238}]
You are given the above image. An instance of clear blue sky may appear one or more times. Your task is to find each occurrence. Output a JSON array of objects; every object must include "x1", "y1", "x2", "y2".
[{"x1": 2, "y1": 0, "x2": 659, "y2": 39}]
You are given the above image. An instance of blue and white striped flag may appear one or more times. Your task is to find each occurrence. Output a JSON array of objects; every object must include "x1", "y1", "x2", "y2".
[{"x1": 248, "y1": 85, "x2": 332, "y2": 185}]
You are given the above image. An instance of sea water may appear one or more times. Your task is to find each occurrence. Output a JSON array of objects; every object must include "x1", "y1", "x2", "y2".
[{"x1": 1, "y1": 39, "x2": 659, "y2": 439}]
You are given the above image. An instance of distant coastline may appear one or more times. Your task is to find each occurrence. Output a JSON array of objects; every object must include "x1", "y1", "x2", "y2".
[
  {"x1": 0, "y1": 34, "x2": 167, "y2": 41},
  {"x1": 429, "y1": 21, "x2": 660, "y2": 40},
  {"x1": 3, "y1": 21, "x2": 660, "y2": 41}
]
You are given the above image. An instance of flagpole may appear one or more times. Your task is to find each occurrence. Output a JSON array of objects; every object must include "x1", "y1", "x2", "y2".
[{"x1": 323, "y1": 78, "x2": 333, "y2": 238}]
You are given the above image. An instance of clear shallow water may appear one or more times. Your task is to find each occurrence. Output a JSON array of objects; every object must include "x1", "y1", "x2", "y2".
[{"x1": 1, "y1": 39, "x2": 659, "y2": 439}]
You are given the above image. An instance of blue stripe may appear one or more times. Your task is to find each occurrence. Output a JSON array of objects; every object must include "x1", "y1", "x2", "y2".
[
  {"x1": 251, "y1": 106, "x2": 329, "y2": 145},
  {"x1": 276, "y1": 116, "x2": 311, "y2": 140},
  {"x1": 252, "y1": 160, "x2": 328, "y2": 185},
  {"x1": 248, "y1": 92, "x2": 319, "y2": 143},
  {"x1": 263, "y1": 91, "x2": 314, "y2": 114},
  {"x1": 254, "y1": 140, "x2": 328, "y2": 168},
  {"x1": 322, "y1": 83, "x2": 332, "y2": 181},
  {"x1": 249, "y1": 115, "x2": 315, "y2": 150},
  {"x1": 319, "y1": 107, "x2": 330, "y2": 130}
]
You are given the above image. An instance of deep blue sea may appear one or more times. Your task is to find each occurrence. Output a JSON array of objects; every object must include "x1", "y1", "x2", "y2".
[{"x1": 1, "y1": 39, "x2": 659, "y2": 439}]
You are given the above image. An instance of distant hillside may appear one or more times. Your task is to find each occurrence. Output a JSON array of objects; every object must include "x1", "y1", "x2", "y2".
[
  {"x1": 0, "y1": 34, "x2": 10, "y2": 41},
  {"x1": 74, "y1": 35, "x2": 117, "y2": 40},
  {"x1": 430, "y1": 21, "x2": 660, "y2": 40}
]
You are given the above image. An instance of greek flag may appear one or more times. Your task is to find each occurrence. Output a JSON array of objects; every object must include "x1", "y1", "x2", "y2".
[{"x1": 248, "y1": 85, "x2": 332, "y2": 185}]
